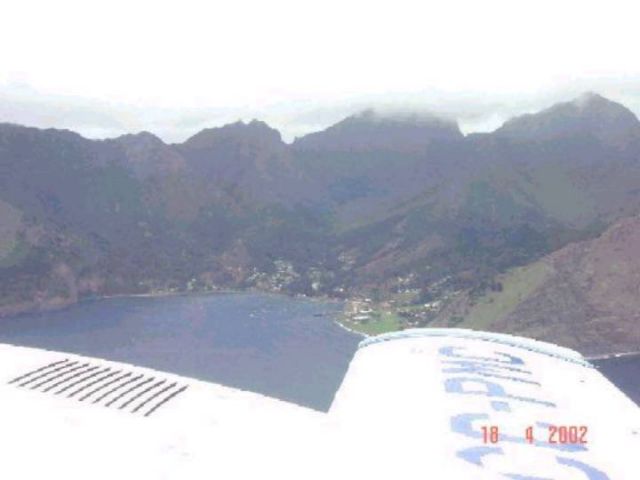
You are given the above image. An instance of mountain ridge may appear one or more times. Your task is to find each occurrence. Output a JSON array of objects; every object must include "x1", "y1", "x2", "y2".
[
  {"x1": 1, "y1": 92, "x2": 640, "y2": 354},
  {"x1": 494, "y1": 92, "x2": 640, "y2": 148},
  {"x1": 292, "y1": 109, "x2": 463, "y2": 153},
  {"x1": 4, "y1": 91, "x2": 639, "y2": 148}
]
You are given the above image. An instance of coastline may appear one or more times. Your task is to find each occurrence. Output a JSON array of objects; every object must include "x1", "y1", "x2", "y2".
[
  {"x1": 332, "y1": 318, "x2": 369, "y2": 338},
  {"x1": 0, "y1": 286, "x2": 346, "y2": 319},
  {"x1": 333, "y1": 310, "x2": 640, "y2": 359},
  {"x1": 3, "y1": 290, "x2": 638, "y2": 360},
  {"x1": 587, "y1": 351, "x2": 640, "y2": 361}
]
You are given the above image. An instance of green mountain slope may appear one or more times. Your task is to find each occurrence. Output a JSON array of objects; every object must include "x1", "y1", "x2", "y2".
[
  {"x1": 433, "y1": 216, "x2": 640, "y2": 355},
  {"x1": 1, "y1": 92, "x2": 640, "y2": 356}
]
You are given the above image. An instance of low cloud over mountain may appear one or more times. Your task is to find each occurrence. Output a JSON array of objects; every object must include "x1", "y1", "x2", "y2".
[{"x1": 1, "y1": 93, "x2": 640, "y2": 353}]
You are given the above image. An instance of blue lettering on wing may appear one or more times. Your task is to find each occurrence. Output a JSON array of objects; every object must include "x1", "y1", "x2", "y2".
[
  {"x1": 440, "y1": 344, "x2": 607, "y2": 479},
  {"x1": 491, "y1": 400, "x2": 512, "y2": 412},
  {"x1": 457, "y1": 445, "x2": 503, "y2": 466},
  {"x1": 443, "y1": 359, "x2": 533, "y2": 375},
  {"x1": 451, "y1": 413, "x2": 586, "y2": 453},
  {"x1": 503, "y1": 474, "x2": 551, "y2": 480},
  {"x1": 440, "y1": 346, "x2": 525, "y2": 365},
  {"x1": 501, "y1": 457, "x2": 610, "y2": 480},
  {"x1": 445, "y1": 377, "x2": 556, "y2": 408},
  {"x1": 442, "y1": 360, "x2": 540, "y2": 385},
  {"x1": 555, "y1": 456, "x2": 610, "y2": 480}
]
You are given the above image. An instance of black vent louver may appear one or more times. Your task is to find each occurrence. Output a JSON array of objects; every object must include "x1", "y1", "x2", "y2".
[{"x1": 8, "y1": 359, "x2": 188, "y2": 417}]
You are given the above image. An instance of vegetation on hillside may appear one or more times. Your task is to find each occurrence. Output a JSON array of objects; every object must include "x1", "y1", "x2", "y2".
[{"x1": 1, "y1": 93, "x2": 640, "y2": 353}]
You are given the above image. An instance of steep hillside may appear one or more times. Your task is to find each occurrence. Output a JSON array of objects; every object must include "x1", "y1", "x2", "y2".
[
  {"x1": 2, "y1": 92, "x2": 640, "y2": 356},
  {"x1": 435, "y1": 216, "x2": 640, "y2": 355},
  {"x1": 495, "y1": 92, "x2": 640, "y2": 148}
]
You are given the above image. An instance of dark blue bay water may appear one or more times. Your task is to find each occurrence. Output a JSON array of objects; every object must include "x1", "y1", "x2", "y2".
[
  {"x1": 0, "y1": 292, "x2": 637, "y2": 410},
  {"x1": 0, "y1": 293, "x2": 361, "y2": 411},
  {"x1": 593, "y1": 354, "x2": 640, "y2": 407}
]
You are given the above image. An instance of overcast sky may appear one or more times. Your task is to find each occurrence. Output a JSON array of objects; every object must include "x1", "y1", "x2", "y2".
[{"x1": 1, "y1": 0, "x2": 639, "y2": 142}]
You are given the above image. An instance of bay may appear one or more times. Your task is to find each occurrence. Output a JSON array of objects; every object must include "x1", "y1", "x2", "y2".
[
  {"x1": 593, "y1": 354, "x2": 640, "y2": 407},
  {"x1": 0, "y1": 292, "x2": 637, "y2": 411},
  {"x1": 0, "y1": 292, "x2": 361, "y2": 411}
]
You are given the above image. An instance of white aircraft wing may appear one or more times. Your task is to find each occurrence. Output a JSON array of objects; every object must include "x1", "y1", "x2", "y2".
[
  {"x1": 1, "y1": 328, "x2": 638, "y2": 479},
  {"x1": 329, "y1": 329, "x2": 640, "y2": 479}
]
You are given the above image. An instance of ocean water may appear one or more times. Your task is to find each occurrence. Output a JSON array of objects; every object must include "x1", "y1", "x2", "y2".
[
  {"x1": 0, "y1": 293, "x2": 637, "y2": 410},
  {"x1": 593, "y1": 354, "x2": 640, "y2": 407},
  {"x1": 0, "y1": 293, "x2": 361, "y2": 411}
]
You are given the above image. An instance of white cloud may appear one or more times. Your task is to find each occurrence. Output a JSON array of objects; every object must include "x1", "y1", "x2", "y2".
[{"x1": 1, "y1": 0, "x2": 639, "y2": 141}]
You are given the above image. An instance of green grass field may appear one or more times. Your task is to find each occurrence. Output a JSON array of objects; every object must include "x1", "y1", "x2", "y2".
[
  {"x1": 458, "y1": 261, "x2": 553, "y2": 330},
  {"x1": 339, "y1": 310, "x2": 403, "y2": 335}
]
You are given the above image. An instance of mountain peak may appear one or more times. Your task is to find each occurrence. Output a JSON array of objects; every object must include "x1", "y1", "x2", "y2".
[
  {"x1": 293, "y1": 109, "x2": 462, "y2": 153},
  {"x1": 112, "y1": 131, "x2": 165, "y2": 147},
  {"x1": 495, "y1": 93, "x2": 640, "y2": 147},
  {"x1": 109, "y1": 131, "x2": 184, "y2": 177},
  {"x1": 573, "y1": 91, "x2": 607, "y2": 108},
  {"x1": 182, "y1": 120, "x2": 283, "y2": 150},
  {"x1": 176, "y1": 120, "x2": 288, "y2": 184}
]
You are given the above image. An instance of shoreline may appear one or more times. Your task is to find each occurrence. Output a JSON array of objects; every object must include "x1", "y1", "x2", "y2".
[
  {"x1": 587, "y1": 351, "x2": 640, "y2": 361},
  {"x1": 94, "y1": 289, "x2": 239, "y2": 301},
  {"x1": 1, "y1": 287, "x2": 346, "y2": 319},
  {"x1": 94, "y1": 288, "x2": 345, "y2": 306},
  {"x1": 332, "y1": 318, "x2": 369, "y2": 338},
  {"x1": 333, "y1": 312, "x2": 640, "y2": 359},
  {"x1": 3, "y1": 290, "x2": 638, "y2": 360}
]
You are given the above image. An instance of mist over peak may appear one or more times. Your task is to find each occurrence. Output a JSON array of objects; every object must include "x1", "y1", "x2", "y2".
[
  {"x1": 346, "y1": 107, "x2": 457, "y2": 126},
  {"x1": 494, "y1": 92, "x2": 640, "y2": 147},
  {"x1": 293, "y1": 108, "x2": 462, "y2": 153},
  {"x1": 573, "y1": 91, "x2": 608, "y2": 108},
  {"x1": 3, "y1": 89, "x2": 640, "y2": 355}
]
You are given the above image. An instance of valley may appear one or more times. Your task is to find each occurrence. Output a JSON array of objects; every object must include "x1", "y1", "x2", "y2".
[{"x1": 2, "y1": 93, "x2": 640, "y2": 354}]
